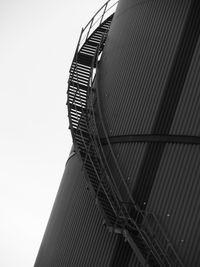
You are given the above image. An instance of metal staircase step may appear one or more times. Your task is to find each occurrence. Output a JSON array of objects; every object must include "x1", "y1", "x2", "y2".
[
  {"x1": 70, "y1": 63, "x2": 91, "y2": 72},
  {"x1": 88, "y1": 34, "x2": 103, "y2": 43},
  {"x1": 69, "y1": 73, "x2": 90, "y2": 84},
  {"x1": 73, "y1": 129, "x2": 90, "y2": 139},
  {"x1": 85, "y1": 165, "x2": 100, "y2": 177},
  {"x1": 70, "y1": 67, "x2": 90, "y2": 76},
  {"x1": 70, "y1": 61, "x2": 91, "y2": 73},
  {"x1": 73, "y1": 125, "x2": 88, "y2": 133},
  {"x1": 69, "y1": 78, "x2": 89, "y2": 87},
  {"x1": 68, "y1": 98, "x2": 87, "y2": 108},
  {"x1": 90, "y1": 31, "x2": 104, "y2": 39},
  {"x1": 100, "y1": 24, "x2": 111, "y2": 29},
  {"x1": 75, "y1": 139, "x2": 90, "y2": 148},
  {"x1": 96, "y1": 27, "x2": 107, "y2": 33},
  {"x1": 68, "y1": 94, "x2": 87, "y2": 102},
  {"x1": 68, "y1": 81, "x2": 88, "y2": 92},
  {"x1": 97, "y1": 198, "x2": 116, "y2": 223},
  {"x1": 69, "y1": 103, "x2": 88, "y2": 113},
  {"x1": 69, "y1": 73, "x2": 89, "y2": 81},
  {"x1": 94, "y1": 30, "x2": 107, "y2": 37},
  {"x1": 75, "y1": 140, "x2": 88, "y2": 148},
  {"x1": 68, "y1": 88, "x2": 87, "y2": 99},
  {"x1": 85, "y1": 165, "x2": 99, "y2": 179},
  {"x1": 70, "y1": 66, "x2": 91, "y2": 77},
  {"x1": 71, "y1": 62, "x2": 91, "y2": 72},
  {"x1": 76, "y1": 53, "x2": 94, "y2": 66},
  {"x1": 73, "y1": 123, "x2": 88, "y2": 133},
  {"x1": 70, "y1": 110, "x2": 85, "y2": 119},
  {"x1": 84, "y1": 40, "x2": 99, "y2": 48},
  {"x1": 79, "y1": 50, "x2": 96, "y2": 57},
  {"x1": 75, "y1": 134, "x2": 89, "y2": 143},
  {"x1": 85, "y1": 155, "x2": 100, "y2": 166},
  {"x1": 68, "y1": 93, "x2": 87, "y2": 104},
  {"x1": 82, "y1": 42, "x2": 97, "y2": 50},
  {"x1": 87, "y1": 38, "x2": 101, "y2": 45},
  {"x1": 68, "y1": 85, "x2": 88, "y2": 95},
  {"x1": 72, "y1": 124, "x2": 88, "y2": 133},
  {"x1": 80, "y1": 44, "x2": 97, "y2": 54}
]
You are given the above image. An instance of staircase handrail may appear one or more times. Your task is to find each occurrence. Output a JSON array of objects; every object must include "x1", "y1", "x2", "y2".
[
  {"x1": 85, "y1": 24, "x2": 130, "y2": 217},
  {"x1": 86, "y1": 51, "x2": 123, "y2": 215},
  {"x1": 73, "y1": 0, "x2": 118, "y2": 56}
]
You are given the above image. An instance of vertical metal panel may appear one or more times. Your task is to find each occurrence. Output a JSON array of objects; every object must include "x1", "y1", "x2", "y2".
[
  {"x1": 128, "y1": 252, "x2": 143, "y2": 267},
  {"x1": 34, "y1": 153, "x2": 82, "y2": 266},
  {"x1": 96, "y1": 1, "x2": 199, "y2": 266},
  {"x1": 103, "y1": 143, "x2": 147, "y2": 192},
  {"x1": 35, "y1": 151, "x2": 142, "y2": 267},
  {"x1": 170, "y1": 37, "x2": 200, "y2": 136},
  {"x1": 98, "y1": 0, "x2": 191, "y2": 136},
  {"x1": 147, "y1": 144, "x2": 200, "y2": 266},
  {"x1": 35, "y1": 152, "x2": 118, "y2": 267},
  {"x1": 109, "y1": 236, "x2": 133, "y2": 266}
]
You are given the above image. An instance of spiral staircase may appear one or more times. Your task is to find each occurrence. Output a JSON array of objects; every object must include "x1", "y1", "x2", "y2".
[{"x1": 67, "y1": 1, "x2": 184, "y2": 266}]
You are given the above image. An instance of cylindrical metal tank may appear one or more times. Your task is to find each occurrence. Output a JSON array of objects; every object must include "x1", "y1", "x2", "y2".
[
  {"x1": 35, "y1": 0, "x2": 200, "y2": 266},
  {"x1": 34, "y1": 148, "x2": 118, "y2": 266},
  {"x1": 34, "y1": 148, "x2": 142, "y2": 266},
  {"x1": 98, "y1": 0, "x2": 200, "y2": 266}
]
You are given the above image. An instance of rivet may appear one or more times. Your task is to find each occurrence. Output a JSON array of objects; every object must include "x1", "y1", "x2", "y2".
[{"x1": 167, "y1": 213, "x2": 170, "y2": 217}]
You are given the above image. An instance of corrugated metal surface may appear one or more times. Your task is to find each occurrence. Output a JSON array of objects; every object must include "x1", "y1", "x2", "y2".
[
  {"x1": 34, "y1": 151, "x2": 119, "y2": 266},
  {"x1": 34, "y1": 150, "x2": 143, "y2": 266},
  {"x1": 103, "y1": 143, "x2": 147, "y2": 194},
  {"x1": 145, "y1": 12, "x2": 200, "y2": 265},
  {"x1": 110, "y1": 236, "x2": 133, "y2": 266},
  {"x1": 170, "y1": 37, "x2": 200, "y2": 136},
  {"x1": 147, "y1": 144, "x2": 200, "y2": 266},
  {"x1": 98, "y1": 0, "x2": 191, "y2": 136},
  {"x1": 151, "y1": 0, "x2": 200, "y2": 135},
  {"x1": 96, "y1": 0, "x2": 200, "y2": 266},
  {"x1": 130, "y1": 0, "x2": 200, "y2": 212},
  {"x1": 128, "y1": 252, "x2": 143, "y2": 267}
]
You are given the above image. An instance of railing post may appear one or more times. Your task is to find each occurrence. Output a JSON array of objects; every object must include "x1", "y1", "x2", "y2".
[
  {"x1": 100, "y1": 1, "x2": 108, "y2": 25},
  {"x1": 86, "y1": 17, "x2": 94, "y2": 39}
]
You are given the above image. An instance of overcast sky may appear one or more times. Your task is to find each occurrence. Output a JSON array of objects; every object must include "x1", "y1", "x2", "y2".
[{"x1": 0, "y1": 0, "x2": 108, "y2": 266}]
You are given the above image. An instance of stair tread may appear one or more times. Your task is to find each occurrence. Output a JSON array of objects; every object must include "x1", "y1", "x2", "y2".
[
  {"x1": 76, "y1": 53, "x2": 94, "y2": 66},
  {"x1": 68, "y1": 81, "x2": 88, "y2": 91}
]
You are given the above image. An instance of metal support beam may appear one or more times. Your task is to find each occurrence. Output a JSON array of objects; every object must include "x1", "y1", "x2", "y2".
[{"x1": 101, "y1": 134, "x2": 200, "y2": 146}]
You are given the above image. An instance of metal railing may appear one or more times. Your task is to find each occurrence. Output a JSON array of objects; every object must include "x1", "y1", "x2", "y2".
[
  {"x1": 67, "y1": 11, "x2": 121, "y2": 226},
  {"x1": 78, "y1": 0, "x2": 118, "y2": 49}
]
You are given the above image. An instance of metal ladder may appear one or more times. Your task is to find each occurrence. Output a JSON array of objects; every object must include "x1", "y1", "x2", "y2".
[{"x1": 67, "y1": 1, "x2": 184, "y2": 266}]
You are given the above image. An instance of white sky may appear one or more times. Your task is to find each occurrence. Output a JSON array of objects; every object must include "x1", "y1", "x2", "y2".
[{"x1": 0, "y1": 0, "x2": 107, "y2": 266}]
